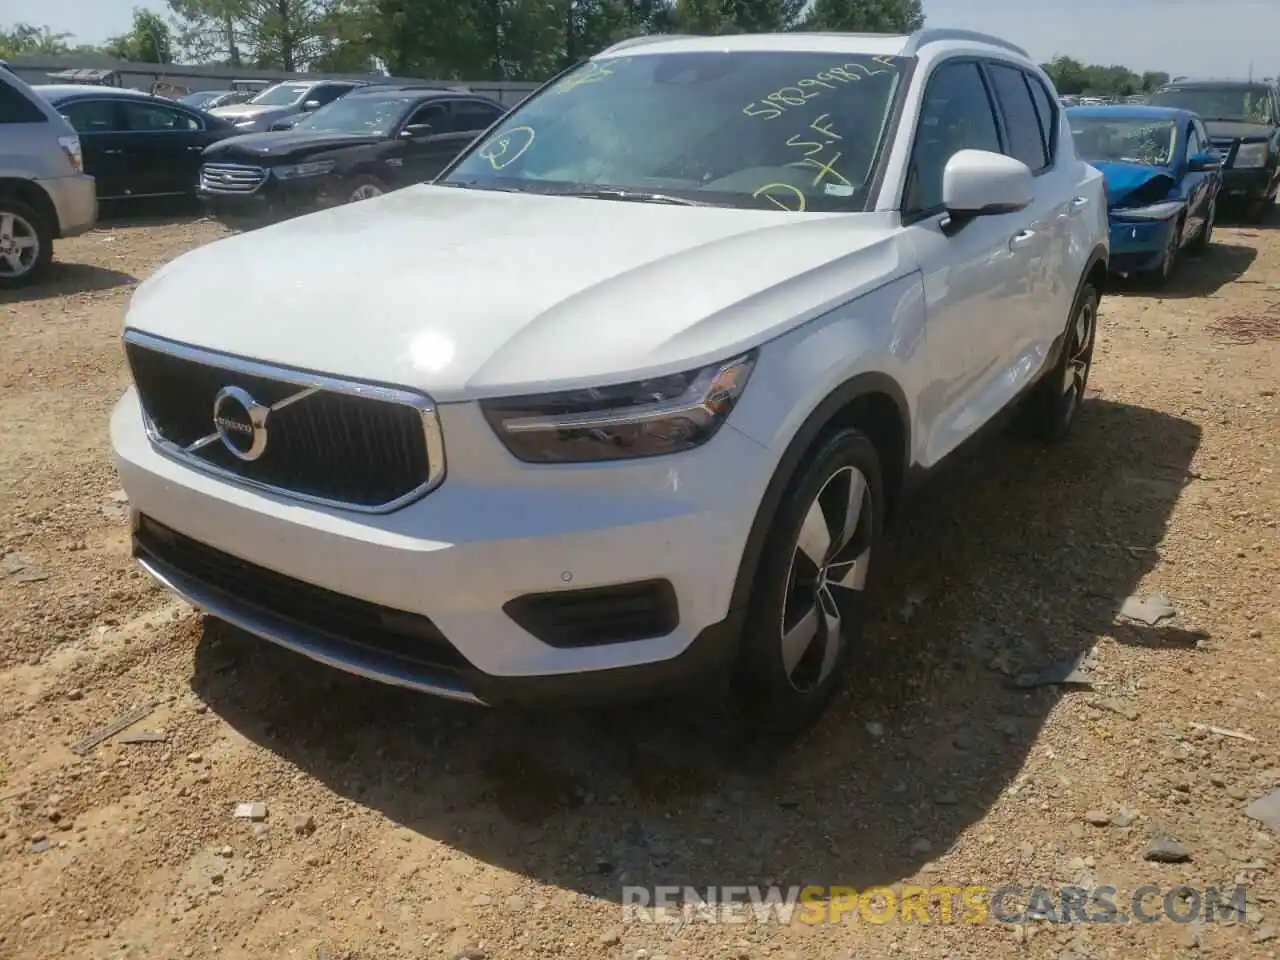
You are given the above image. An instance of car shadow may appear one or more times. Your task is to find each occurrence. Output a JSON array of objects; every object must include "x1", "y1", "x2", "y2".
[
  {"x1": 0, "y1": 262, "x2": 137, "y2": 305},
  {"x1": 1107, "y1": 241, "x2": 1256, "y2": 299},
  {"x1": 189, "y1": 396, "x2": 1202, "y2": 901},
  {"x1": 96, "y1": 196, "x2": 207, "y2": 227}
]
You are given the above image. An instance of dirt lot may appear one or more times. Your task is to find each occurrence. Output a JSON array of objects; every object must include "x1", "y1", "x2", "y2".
[{"x1": 1, "y1": 211, "x2": 1278, "y2": 960}]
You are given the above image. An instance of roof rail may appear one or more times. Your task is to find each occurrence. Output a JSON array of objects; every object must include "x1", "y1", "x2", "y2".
[
  {"x1": 599, "y1": 34, "x2": 698, "y2": 54},
  {"x1": 901, "y1": 28, "x2": 1029, "y2": 59}
]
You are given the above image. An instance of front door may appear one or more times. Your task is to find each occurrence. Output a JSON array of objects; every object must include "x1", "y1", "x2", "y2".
[
  {"x1": 397, "y1": 101, "x2": 458, "y2": 183},
  {"x1": 900, "y1": 59, "x2": 1041, "y2": 466}
]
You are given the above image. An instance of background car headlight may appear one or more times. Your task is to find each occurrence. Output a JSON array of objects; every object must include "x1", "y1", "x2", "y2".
[
  {"x1": 1233, "y1": 142, "x2": 1269, "y2": 169},
  {"x1": 274, "y1": 160, "x2": 336, "y2": 180},
  {"x1": 480, "y1": 352, "x2": 756, "y2": 463}
]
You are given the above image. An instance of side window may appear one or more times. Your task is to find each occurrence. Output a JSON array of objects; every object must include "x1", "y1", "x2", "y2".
[
  {"x1": 59, "y1": 99, "x2": 120, "y2": 133},
  {"x1": 1025, "y1": 74, "x2": 1058, "y2": 164},
  {"x1": 450, "y1": 100, "x2": 503, "y2": 134},
  {"x1": 311, "y1": 84, "x2": 351, "y2": 106},
  {"x1": 0, "y1": 80, "x2": 46, "y2": 124},
  {"x1": 905, "y1": 61, "x2": 1002, "y2": 215},
  {"x1": 1186, "y1": 122, "x2": 1203, "y2": 157},
  {"x1": 405, "y1": 102, "x2": 447, "y2": 129},
  {"x1": 118, "y1": 100, "x2": 201, "y2": 132},
  {"x1": 987, "y1": 62, "x2": 1049, "y2": 171},
  {"x1": 1194, "y1": 119, "x2": 1211, "y2": 151}
]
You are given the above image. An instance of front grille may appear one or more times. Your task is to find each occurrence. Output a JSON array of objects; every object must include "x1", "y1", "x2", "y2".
[
  {"x1": 503, "y1": 580, "x2": 679, "y2": 648},
  {"x1": 125, "y1": 332, "x2": 444, "y2": 511},
  {"x1": 200, "y1": 163, "x2": 267, "y2": 194},
  {"x1": 134, "y1": 516, "x2": 472, "y2": 672}
]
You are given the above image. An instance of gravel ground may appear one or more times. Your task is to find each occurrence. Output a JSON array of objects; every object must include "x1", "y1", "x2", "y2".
[{"x1": 0, "y1": 209, "x2": 1278, "y2": 960}]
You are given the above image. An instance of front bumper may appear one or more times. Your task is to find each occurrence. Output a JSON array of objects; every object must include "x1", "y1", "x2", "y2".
[
  {"x1": 111, "y1": 388, "x2": 770, "y2": 705},
  {"x1": 1105, "y1": 216, "x2": 1178, "y2": 274},
  {"x1": 38, "y1": 173, "x2": 97, "y2": 238},
  {"x1": 200, "y1": 173, "x2": 343, "y2": 222}
]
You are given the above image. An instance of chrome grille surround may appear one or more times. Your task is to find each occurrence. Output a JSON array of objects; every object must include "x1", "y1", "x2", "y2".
[
  {"x1": 200, "y1": 163, "x2": 267, "y2": 194},
  {"x1": 123, "y1": 329, "x2": 447, "y2": 514}
]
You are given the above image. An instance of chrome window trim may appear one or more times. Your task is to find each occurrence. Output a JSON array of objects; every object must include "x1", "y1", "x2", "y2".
[{"x1": 123, "y1": 328, "x2": 447, "y2": 514}]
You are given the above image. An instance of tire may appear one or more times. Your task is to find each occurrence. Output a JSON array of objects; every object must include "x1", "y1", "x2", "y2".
[
  {"x1": 727, "y1": 428, "x2": 885, "y2": 737},
  {"x1": 1187, "y1": 199, "x2": 1215, "y2": 253},
  {"x1": 1019, "y1": 281, "x2": 1099, "y2": 445},
  {"x1": 0, "y1": 197, "x2": 53, "y2": 289},
  {"x1": 1147, "y1": 220, "x2": 1182, "y2": 288},
  {"x1": 346, "y1": 174, "x2": 387, "y2": 203}
]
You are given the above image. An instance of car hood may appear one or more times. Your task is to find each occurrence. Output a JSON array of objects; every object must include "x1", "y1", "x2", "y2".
[
  {"x1": 208, "y1": 103, "x2": 279, "y2": 121},
  {"x1": 205, "y1": 130, "x2": 380, "y2": 161},
  {"x1": 1203, "y1": 120, "x2": 1274, "y2": 142},
  {"x1": 1093, "y1": 161, "x2": 1178, "y2": 208},
  {"x1": 126, "y1": 186, "x2": 909, "y2": 402}
]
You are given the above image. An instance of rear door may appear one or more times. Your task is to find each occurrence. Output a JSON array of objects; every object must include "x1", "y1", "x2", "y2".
[
  {"x1": 55, "y1": 97, "x2": 130, "y2": 199},
  {"x1": 115, "y1": 98, "x2": 218, "y2": 196}
]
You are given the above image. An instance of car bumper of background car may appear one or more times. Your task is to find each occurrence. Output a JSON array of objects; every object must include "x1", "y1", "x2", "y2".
[
  {"x1": 200, "y1": 175, "x2": 344, "y2": 223},
  {"x1": 1221, "y1": 166, "x2": 1275, "y2": 200},
  {"x1": 110, "y1": 388, "x2": 769, "y2": 706},
  {"x1": 40, "y1": 173, "x2": 97, "y2": 238},
  {"x1": 1105, "y1": 217, "x2": 1177, "y2": 274}
]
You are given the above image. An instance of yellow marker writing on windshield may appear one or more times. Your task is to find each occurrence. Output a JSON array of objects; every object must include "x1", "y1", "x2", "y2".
[
  {"x1": 479, "y1": 125, "x2": 536, "y2": 170},
  {"x1": 753, "y1": 182, "x2": 806, "y2": 212},
  {"x1": 555, "y1": 62, "x2": 615, "y2": 94}
]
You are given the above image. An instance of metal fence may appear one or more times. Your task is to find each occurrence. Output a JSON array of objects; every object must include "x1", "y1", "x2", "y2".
[{"x1": 4, "y1": 54, "x2": 542, "y2": 106}]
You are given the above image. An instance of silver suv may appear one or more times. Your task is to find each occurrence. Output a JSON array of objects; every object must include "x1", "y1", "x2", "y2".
[{"x1": 0, "y1": 68, "x2": 98, "y2": 288}]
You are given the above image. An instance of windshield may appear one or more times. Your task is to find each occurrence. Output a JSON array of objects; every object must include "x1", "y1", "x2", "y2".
[
  {"x1": 442, "y1": 51, "x2": 907, "y2": 211},
  {"x1": 1069, "y1": 116, "x2": 1178, "y2": 167},
  {"x1": 292, "y1": 96, "x2": 412, "y2": 136},
  {"x1": 1148, "y1": 85, "x2": 1273, "y2": 123},
  {"x1": 249, "y1": 83, "x2": 311, "y2": 107}
]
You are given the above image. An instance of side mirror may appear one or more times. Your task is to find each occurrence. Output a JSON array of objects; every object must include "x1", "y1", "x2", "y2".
[
  {"x1": 401, "y1": 123, "x2": 433, "y2": 139},
  {"x1": 1188, "y1": 151, "x2": 1222, "y2": 171},
  {"x1": 941, "y1": 149, "x2": 1034, "y2": 228},
  {"x1": 302, "y1": 100, "x2": 321, "y2": 111}
]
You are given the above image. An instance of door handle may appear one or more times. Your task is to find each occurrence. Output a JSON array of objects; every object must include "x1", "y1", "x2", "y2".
[
  {"x1": 1068, "y1": 196, "x2": 1089, "y2": 212},
  {"x1": 103, "y1": 148, "x2": 124, "y2": 156},
  {"x1": 1010, "y1": 229, "x2": 1037, "y2": 250}
]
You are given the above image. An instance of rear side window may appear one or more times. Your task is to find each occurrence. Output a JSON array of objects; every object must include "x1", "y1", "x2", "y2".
[
  {"x1": 450, "y1": 100, "x2": 503, "y2": 133},
  {"x1": 0, "y1": 79, "x2": 46, "y2": 124},
  {"x1": 987, "y1": 62, "x2": 1049, "y2": 171},
  {"x1": 1025, "y1": 74, "x2": 1058, "y2": 162}
]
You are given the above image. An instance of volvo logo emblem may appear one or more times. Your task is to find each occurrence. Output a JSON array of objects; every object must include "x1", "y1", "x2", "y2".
[{"x1": 212, "y1": 385, "x2": 270, "y2": 461}]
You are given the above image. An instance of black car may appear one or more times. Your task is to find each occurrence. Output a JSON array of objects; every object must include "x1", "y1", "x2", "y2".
[
  {"x1": 1149, "y1": 79, "x2": 1280, "y2": 220},
  {"x1": 35, "y1": 84, "x2": 237, "y2": 202},
  {"x1": 198, "y1": 86, "x2": 507, "y2": 222}
]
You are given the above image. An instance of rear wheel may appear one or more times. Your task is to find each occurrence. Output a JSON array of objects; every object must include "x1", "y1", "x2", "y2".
[
  {"x1": 0, "y1": 198, "x2": 52, "y2": 289},
  {"x1": 728, "y1": 428, "x2": 884, "y2": 736},
  {"x1": 1019, "y1": 281, "x2": 1098, "y2": 444}
]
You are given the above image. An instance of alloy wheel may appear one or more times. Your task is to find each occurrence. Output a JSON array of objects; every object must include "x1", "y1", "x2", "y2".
[
  {"x1": 350, "y1": 184, "x2": 383, "y2": 202},
  {"x1": 0, "y1": 211, "x2": 40, "y2": 280},
  {"x1": 779, "y1": 465, "x2": 874, "y2": 693},
  {"x1": 1060, "y1": 295, "x2": 1097, "y2": 417}
]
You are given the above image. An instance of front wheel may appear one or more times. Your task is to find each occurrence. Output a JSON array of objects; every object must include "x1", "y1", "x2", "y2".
[
  {"x1": 728, "y1": 429, "x2": 885, "y2": 736},
  {"x1": 1147, "y1": 220, "x2": 1182, "y2": 287},
  {"x1": 1188, "y1": 199, "x2": 1215, "y2": 253},
  {"x1": 346, "y1": 175, "x2": 387, "y2": 203}
]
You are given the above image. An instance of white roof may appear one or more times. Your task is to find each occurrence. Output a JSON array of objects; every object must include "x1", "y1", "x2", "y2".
[{"x1": 32, "y1": 84, "x2": 153, "y2": 99}]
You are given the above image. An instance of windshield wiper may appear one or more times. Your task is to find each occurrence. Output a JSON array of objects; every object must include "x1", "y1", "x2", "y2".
[{"x1": 551, "y1": 187, "x2": 712, "y2": 207}]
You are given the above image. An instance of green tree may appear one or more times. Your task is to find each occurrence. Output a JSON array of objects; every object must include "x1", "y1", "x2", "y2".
[
  {"x1": 0, "y1": 23, "x2": 73, "y2": 57},
  {"x1": 800, "y1": 0, "x2": 924, "y2": 33},
  {"x1": 1141, "y1": 70, "x2": 1170, "y2": 92},
  {"x1": 166, "y1": 0, "x2": 339, "y2": 70},
  {"x1": 105, "y1": 8, "x2": 175, "y2": 63},
  {"x1": 1041, "y1": 55, "x2": 1087, "y2": 94}
]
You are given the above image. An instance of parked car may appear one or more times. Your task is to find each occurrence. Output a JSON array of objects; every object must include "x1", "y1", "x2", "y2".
[
  {"x1": 0, "y1": 69, "x2": 97, "y2": 287},
  {"x1": 179, "y1": 90, "x2": 225, "y2": 111},
  {"x1": 1067, "y1": 105, "x2": 1222, "y2": 284},
  {"x1": 112, "y1": 29, "x2": 1108, "y2": 735},
  {"x1": 36, "y1": 85, "x2": 238, "y2": 203},
  {"x1": 1147, "y1": 79, "x2": 1280, "y2": 220},
  {"x1": 207, "y1": 79, "x2": 369, "y2": 133},
  {"x1": 203, "y1": 90, "x2": 257, "y2": 111},
  {"x1": 198, "y1": 86, "x2": 506, "y2": 223}
]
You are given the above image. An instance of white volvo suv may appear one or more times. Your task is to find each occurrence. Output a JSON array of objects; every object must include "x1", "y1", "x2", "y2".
[{"x1": 112, "y1": 29, "x2": 1108, "y2": 734}]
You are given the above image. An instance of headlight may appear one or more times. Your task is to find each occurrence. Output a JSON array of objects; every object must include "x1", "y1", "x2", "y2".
[
  {"x1": 274, "y1": 160, "x2": 335, "y2": 180},
  {"x1": 56, "y1": 134, "x2": 83, "y2": 174},
  {"x1": 1233, "y1": 142, "x2": 1269, "y2": 168},
  {"x1": 480, "y1": 352, "x2": 757, "y2": 463}
]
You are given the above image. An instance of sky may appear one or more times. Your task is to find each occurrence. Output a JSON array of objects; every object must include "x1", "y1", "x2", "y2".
[{"x1": 9, "y1": 0, "x2": 1280, "y2": 78}]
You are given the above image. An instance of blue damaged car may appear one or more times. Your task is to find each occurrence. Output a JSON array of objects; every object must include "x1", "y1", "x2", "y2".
[{"x1": 1067, "y1": 105, "x2": 1223, "y2": 284}]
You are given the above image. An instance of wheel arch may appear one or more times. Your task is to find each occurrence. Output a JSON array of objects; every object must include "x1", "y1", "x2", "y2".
[
  {"x1": 727, "y1": 372, "x2": 911, "y2": 615},
  {"x1": 0, "y1": 177, "x2": 60, "y2": 239}
]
